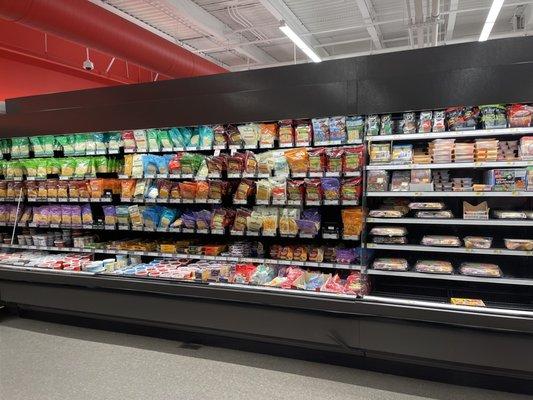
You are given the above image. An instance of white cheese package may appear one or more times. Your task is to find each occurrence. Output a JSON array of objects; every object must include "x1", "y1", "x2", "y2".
[
  {"x1": 414, "y1": 260, "x2": 453, "y2": 274},
  {"x1": 421, "y1": 235, "x2": 461, "y2": 247},
  {"x1": 372, "y1": 258, "x2": 409, "y2": 271},
  {"x1": 459, "y1": 262, "x2": 502, "y2": 278}
]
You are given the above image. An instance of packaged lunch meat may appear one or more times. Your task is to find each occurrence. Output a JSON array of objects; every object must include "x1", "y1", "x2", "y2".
[
  {"x1": 414, "y1": 260, "x2": 453, "y2": 274},
  {"x1": 368, "y1": 208, "x2": 407, "y2": 218},
  {"x1": 459, "y1": 262, "x2": 502, "y2": 278},
  {"x1": 367, "y1": 170, "x2": 389, "y2": 192},
  {"x1": 415, "y1": 210, "x2": 453, "y2": 219},
  {"x1": 421, "y1": 235, "x2": 461, "y2": 247},
  {"x1": 408, "y1": 202, "x2": 445, "y2": 210},
  {"x1": 372, "y1": 258, "x2": 408, "y2": 271},
  {"x1": 369, "y1": 226, "x2": 407, "y2": 237},
  {"x1": 504, "y1": 239, "x2": 533, "y2": 251},
  {"x1": 464, "y1": 236, "x2": 493, "y2": 249},
  {"x1": 372, "y1": 236, "x2": 408, "y2": 244},
  {"x1": 493, "y1": 210, "x2": 527, "y2": 219}
]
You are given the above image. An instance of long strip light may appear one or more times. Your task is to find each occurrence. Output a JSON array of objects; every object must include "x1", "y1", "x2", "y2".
[
  {"x1": 279, "y1": 23, "x2": 321, "y2": 63},
  {"x1": 478, "y1": 0, "x2": 505, "y2": 42}
]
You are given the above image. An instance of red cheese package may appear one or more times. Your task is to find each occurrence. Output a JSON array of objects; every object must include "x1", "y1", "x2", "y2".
[
  {"x1": 308, "y1": 148, "x2": 326, "y2": 173},
  {"x1": 341, "y1": 177, "x2": 362, "y2": 201},
  {"x1": 320, "y1": 274, "x2": 345, "y2": 294},
  {"x1": 304, "y1": 178, "x2": 322, "y2": 202},
  {"x1": 507, "y1": 104, "x2": 532, "y2": 127},
  {"x1": 326, "y1": 148, "x2": 344, "y2": 173},
  {"x1": 344, "y1": 272, "x2": 370, "y2": 295},
  {"x1": 281, "y1": 266, "x2": 305, "y2": 288},
  {"x1": 278, "y1": 119, "x2": 294, "y2": 147},
  {"x1": 244, "y1": 151, "x2": 257, "y2": 174},
  {"x1": 232, "y1": 264, "x2": 257, "y2": 284},
  {"x1": 295, "y1": 120, "x2": 312, "y2": 145},
  {"x1": 234, "y1": 178, "x2": 255, "y2": 201},
  {"x1": 287, "y1": 180, "x2": 305, "y2": 202},
  {"x1": 227, "y1": 152, "x2": 246, "y2": 174},
  {"x1": 206, "y1": 155, "x2": 227, "y2": 175},
  {"x1": 343, "y1": 145, "x2": 364, "y2": 172},
  {"x1": 168, "y1": 153, "x2": 183, "y2": 174}
]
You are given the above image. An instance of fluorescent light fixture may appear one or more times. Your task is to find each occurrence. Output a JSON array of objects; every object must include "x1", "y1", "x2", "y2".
[
  {"x1": 279, "y1": 23, "x2": 321, "y2": 63},
  {"x1": 479, "y1": 0, "x2": 505, "y2": 41}
]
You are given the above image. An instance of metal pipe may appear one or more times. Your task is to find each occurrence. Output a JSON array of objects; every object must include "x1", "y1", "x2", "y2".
[{"x1": 0, "y1": 0, "x2": 226, "y2": 77}]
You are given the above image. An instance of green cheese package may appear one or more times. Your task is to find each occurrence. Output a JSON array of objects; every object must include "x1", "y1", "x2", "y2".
[
  {"x1": 11, "y1": 137, "x2": 30, "y2": 159},
  {"x1": 56, "y1": 135, "x2": 75, "y2": 155},
  {"x1": 30, "y1": 136, "x2": 56, "y2": 157}
]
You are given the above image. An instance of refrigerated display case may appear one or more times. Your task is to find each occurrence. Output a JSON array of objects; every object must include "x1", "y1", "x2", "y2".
[{"x1": 1, "y1": 37, "x2": 533, "y2": 391}]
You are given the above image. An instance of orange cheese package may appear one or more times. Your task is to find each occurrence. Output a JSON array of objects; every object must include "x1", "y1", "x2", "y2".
[
  {"x1": 284, "y1": 148, "x2": 309, "y2": 173},
  {"x1": 120, "y1": 179, "x2": 136, "y2": 199},
  {"x1": 179, "y1": 181, "x2": 197, "y2": 199},
  {"x1": 196, "y1": 181, "x2": 209, "y2": 200},
  {"x1": 89, "y1": 179, "x2": 104, "y2": 198},
  {"x1": 259, "y1": 123, "x2": 277, "y2": 147},
  {"x1": 342, "y1": 207, "x2": 364, "y2": 235}
]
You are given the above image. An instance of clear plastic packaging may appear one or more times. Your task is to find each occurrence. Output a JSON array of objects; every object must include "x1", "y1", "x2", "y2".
[
  {"x1": 367, "y1": 170, "x2": 389, "y2": 192},
  {"x1": 369, "y1": 226, "x2": 407, "y2": 237},
  {"x1": 421, "y1": 235, "x2": 461, "y2": 247},
  {"x1": 464, "y1": 236, "x2": 493, "y2": 249},
  {"x1": 459, "y1": 262, "x2": 502, "y2": 278},
  {"x1": 414, "y1": 260, "x2": 453, "y2": 274},
  {"x1": 390, "y1": 171, "x2": 410, "y2": 192},
  {"x1": 369, "y1": 143, "x2": 391, "y2": 164},
  {"x1": 504, "y1": 239, "x2": 533, "y2": 251},
  {"x1": 415, "y1": 210, "x2": 453, "y2": 219},
  {"x1": 368, "y1": 208, "x2": 407, "y2": 218},
  {"x1": 408, "y1": 202, "x2": 445, "y2": 210},
  {"x1": 372, "y1": 258, "x2": 408, "y2": 271},
  {"x1": 493, "y1": 210, "x2": 527, "y2": 219},
  {"x1": 372, "y1": 236, "x2": 408, "y2": 244}
]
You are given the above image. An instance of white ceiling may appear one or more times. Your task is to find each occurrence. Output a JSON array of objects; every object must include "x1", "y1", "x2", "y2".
[{"x1": 96, "y1": 0, "x2": 533, "y2": 71}]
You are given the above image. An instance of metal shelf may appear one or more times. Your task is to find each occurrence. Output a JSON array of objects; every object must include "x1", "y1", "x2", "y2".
[
  {"x1": 367, "y1": 269, "x2": 533, "y2": 286},
  {"x1": 366, "y1": 191, "x2": 533, "y2": 197},
  {"x1": 365, "y1": 160, "x2": 532, "y2": 171},
  {"x1": 0, "y1": 244, "x2": 360, "y2": 270},
  {"x1": 364, "y1": 127, "x2": 533, "y2": 142},
  {"x1": 366, "y1": 218, "x2": 533, "y2": 226},
  {"x1": 366, "y1": 243, "x2": 532, "y2": 256}
]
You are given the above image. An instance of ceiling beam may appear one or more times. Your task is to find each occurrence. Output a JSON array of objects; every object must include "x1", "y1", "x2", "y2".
[
  {"x1": 164, "y1": 0, "x2": 277, "y2": 64},
  {"x1": 414, "y1": 0, "x2": 425, "y2": 47},
  {"x1": 258, "y1": 0, "x2": 329, "y2": 58},
  {"x1": 355, "y1": 0, "x2": 384, "y2": 49},
  {"x1": 445, "y1": 0, "x2": 459, "y2": 41}
]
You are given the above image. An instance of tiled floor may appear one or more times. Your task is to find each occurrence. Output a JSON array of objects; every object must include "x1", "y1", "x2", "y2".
[{"x1": 0, "y1": 314, "x2": 530, "y2": 400}]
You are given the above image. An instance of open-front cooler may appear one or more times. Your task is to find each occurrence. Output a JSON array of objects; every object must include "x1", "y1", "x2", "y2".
[{"x1": 1, "y1": 37, "x2": 532, "y2": 392}]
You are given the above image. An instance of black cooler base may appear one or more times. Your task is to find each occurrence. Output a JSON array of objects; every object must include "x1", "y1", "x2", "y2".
[{"x1": 1, "y1": 268, "x2": 532, "y2": 394}]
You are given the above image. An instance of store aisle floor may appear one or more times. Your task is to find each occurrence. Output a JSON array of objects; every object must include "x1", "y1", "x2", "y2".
[{"x1": 0, "y1": 314, "x2": 530, "y2": 400}]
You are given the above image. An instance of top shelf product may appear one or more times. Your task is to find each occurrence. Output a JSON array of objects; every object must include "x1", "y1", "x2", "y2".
[
  {"x1": 364, "y1": 104, "x2": 533, "y2": 141},
  {"x1": 2, "y1": 116, "x2": 365, "y2": 160}
]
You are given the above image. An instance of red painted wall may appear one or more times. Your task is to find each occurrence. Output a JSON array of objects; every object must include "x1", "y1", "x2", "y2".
[
  {"x1": 0, "y1": 57, "x2": 109, "y2": 100},
  {"x1": 0, "y1": 20, "x2": 170, "y2": 101}
]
